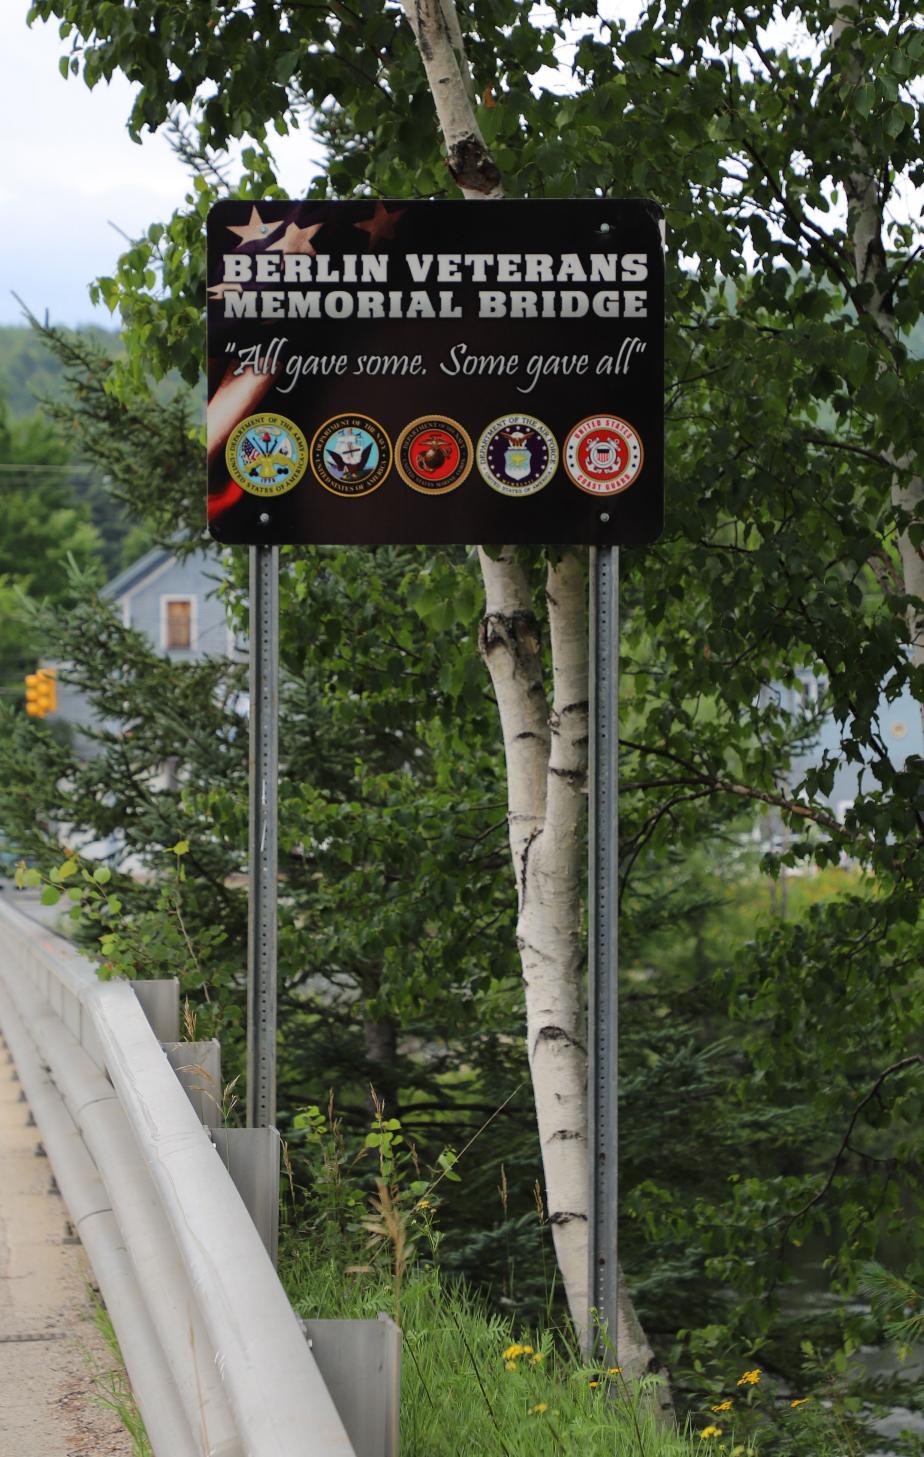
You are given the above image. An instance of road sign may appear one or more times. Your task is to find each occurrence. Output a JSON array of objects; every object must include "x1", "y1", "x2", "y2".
[{"x1": 207, "y1": 199, "x2": 663, "y2": 547}]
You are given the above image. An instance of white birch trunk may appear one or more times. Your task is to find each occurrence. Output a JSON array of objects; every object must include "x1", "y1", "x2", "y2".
[
  {"x1": 832, "y1": 2, "x2": 924, "y2": 720},
  {"x1": 478, "y1": 549, "x2": 588, "y2": 1311},
  {"x1": 399, "y1": 0, "x2": 666, "y2": 1397},
  {"x1": 399, "y1": 0, "x2": 502, "y2": 199},
  {"x1": 477, "y1": 550, "x2": 661, "y2": 1390}
]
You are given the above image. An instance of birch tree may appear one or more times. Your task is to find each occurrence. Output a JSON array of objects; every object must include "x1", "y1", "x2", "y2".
[
  {"x1": 830, "y1": 0, "x2": 924, "y2": 731},
  {"x1": 394, "y1": 0, "x2": 659, "y2": 1367}
]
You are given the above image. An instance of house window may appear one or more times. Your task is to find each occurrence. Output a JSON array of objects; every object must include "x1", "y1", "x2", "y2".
[
  {"x1": 797, "y1": 674, "x2": 818, "y2": 706},
  {"x1": 164, "y1": 598, "x2": 193, "y2": 650}
]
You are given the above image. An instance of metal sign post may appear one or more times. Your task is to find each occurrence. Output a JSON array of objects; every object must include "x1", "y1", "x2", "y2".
[
  {"x1": 247, "y1": 542, "x2": 279, "y2": 1128},
  {"x1": 587, "y1": 543, "x2": 619, "y2": 1361}
]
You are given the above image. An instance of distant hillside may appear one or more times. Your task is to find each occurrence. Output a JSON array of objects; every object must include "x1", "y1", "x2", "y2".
[
  {"x1": 0, "y1": 326, "x2": 144, "y2": 578},
  {"x1": 0, "y1": 325, "x2": 121, "y2": 419}
]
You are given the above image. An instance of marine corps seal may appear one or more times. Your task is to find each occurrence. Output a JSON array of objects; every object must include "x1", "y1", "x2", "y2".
[
  {"x1": 226, "y1": 413, "x2": 308, "y2": 497},
  {"x1": 563, "y1": 415, "x2": 643, "y2": 495},
  {"x1": 395, "y1": 416, "x2": 473, "y2": 495},
  {"x1": 476, "y1": 415, "x2": 558, "y2": 497},
  {"x1": 310, "y1": 415, "x2": 392, "y2": 497}
]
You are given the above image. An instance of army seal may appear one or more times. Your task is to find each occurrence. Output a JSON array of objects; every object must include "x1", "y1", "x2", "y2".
[
  {"x1": 476, "y1": 414, "x2": 558, "y2": 497},
  {"x1": 225, "y1": 413, "x2": 308, "y2": 497},
  {"x1": 310, "y1": 414, "x2": 392, "y2": 497},
  {"x1": 563, "y1": 415, "x2": 643, "y2": 495},
  {"x1": 395, "y1": 416, "x2": 473, "y2": 495}
]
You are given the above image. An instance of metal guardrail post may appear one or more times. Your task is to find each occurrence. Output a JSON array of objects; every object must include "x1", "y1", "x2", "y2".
[{"x1": 301, "y1": 1317, "x2": 401, "y2": 1457}]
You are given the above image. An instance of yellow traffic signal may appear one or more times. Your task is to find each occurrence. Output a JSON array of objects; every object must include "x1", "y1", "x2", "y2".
[
  {"x1": 38, "y1": 669, "x2": 57, "y2": 716},
  {"x1": 25, "y1": 673, "x2": 41, "y2": 717},
  {"x1": 24, "y1": 668, "x2": 56, "y2": 719}
]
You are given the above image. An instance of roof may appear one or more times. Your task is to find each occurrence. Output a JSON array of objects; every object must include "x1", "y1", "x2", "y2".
[{"x1": 101, "y1": 548, "x2": 173, "y2": 601}]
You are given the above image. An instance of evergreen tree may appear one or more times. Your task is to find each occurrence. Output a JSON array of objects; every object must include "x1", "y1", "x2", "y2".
[{"x1": 0, "y1": 399, "x2": 102, "y2": 698}]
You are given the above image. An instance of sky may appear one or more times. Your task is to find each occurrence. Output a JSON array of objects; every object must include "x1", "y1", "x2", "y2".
[
  {"x1": 6, "y1": 5, "x2": 918, "y2": 333},
  {"x1": 1, "y1": 3, "x2": 599, "y2": 332},
  {"x1": 0, "y1": 2, "x2": 667, "y2": 333},
  {"x1": 0, "y1": 6, "x2": 319, "y2": 330}
]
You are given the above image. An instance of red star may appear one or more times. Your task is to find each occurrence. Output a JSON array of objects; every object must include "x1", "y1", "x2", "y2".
[{"x1": 353, "y1": 202, "x2": 407, "y2": 246}]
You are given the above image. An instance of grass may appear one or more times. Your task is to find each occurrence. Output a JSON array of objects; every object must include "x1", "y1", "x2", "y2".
[
  {"x1": 87, "y1": 1295, "x2": 153, "y2": 1457},
  {"x1": 283, "y1": 1248, "x2": 699, "y2": 1457}
]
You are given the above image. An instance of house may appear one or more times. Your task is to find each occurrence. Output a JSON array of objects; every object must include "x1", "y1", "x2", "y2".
[
  {"x1": 103, "y1": 547, "x2": 236, "y2": 660},
  {"x1": 776, "y1": 671, "x2": 923, "y2": 822},
  {"x1": 756, "y1": 671, "x2": 924, "y2": 866}
]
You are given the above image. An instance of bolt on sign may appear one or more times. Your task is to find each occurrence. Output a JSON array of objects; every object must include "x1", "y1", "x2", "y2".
[{"x1": 207, "y1": 199, "x2": 664, "y2": 546}]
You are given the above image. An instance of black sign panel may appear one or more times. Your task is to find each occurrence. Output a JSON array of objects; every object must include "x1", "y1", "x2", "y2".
[{"x1": 206, "y1": 199, "x2": 663, "y2": 546}]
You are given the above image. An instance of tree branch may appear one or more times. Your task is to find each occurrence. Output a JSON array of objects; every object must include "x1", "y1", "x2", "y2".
[{"x1": 781, "y1": 1056, "x2": 924, "y2": 1241}]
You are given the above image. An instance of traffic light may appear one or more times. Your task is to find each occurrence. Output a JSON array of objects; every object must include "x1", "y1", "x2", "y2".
[{"x1": 24, "y1": 668, "x2": 57, "y2": 718}]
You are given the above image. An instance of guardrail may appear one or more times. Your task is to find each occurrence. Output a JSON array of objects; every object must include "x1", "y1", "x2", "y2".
[{"x1": 0, "y1": 894, "x2": 396, "y2": 1457}]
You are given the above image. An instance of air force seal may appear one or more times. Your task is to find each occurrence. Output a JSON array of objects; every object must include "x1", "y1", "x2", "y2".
[
  {"x1": 476, "y1": 415, "x2": 558, "y2": 497},
  {"x1": 226, "y1": 413, "x2": 308, "y2": 497},
  {"x1": 563, "y1": 415, "x2": 643, "y2": 495},
  {"x1": 310, "y1": 415, "x2": 392, "y2": 497}
]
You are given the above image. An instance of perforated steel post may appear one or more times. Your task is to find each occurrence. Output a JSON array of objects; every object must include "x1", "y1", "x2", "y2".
[
  {"x1": 587, "y1": 544, "x2": 619, "y2": 1361},
  {"x1": 247, "y1": 544, "x2": 279, "y2": 1129}
]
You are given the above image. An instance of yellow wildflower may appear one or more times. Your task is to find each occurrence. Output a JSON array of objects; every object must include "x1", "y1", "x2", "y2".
[
  {"x1": 711, "y1": 1400, "x2": 733, "y2": 1412},
  {"x1": 737, "y1": 1368, "x2": 761, "y2": 1386},
  {"x1": 790, "y1": 1398, "x2": 811, "y2": 1408},
  {"x1": 531, "y1": 1352, "x2": 545, "y2": 1365},
  {"x1": 589, "y1": 1379, "x2": 599, "y2": 1388},
  {"x1": 699, "y1": 1426, "x2": 723, "y2": 1439},
  {"x1": 504, "y1": 1360, "x2": 518, "y2": 1372},
  {"x1": 415, "y1": 1198, "x2": 432, "y2": 1211},
  {"x1": 502, "y1": 1343, "x2": 533, "y2": 1360},
  {"x1": 607, "y1": 1366, "x2": 622, "y2": 1375},
  {"x1": 529, "y1": 1403, "x2": 549, "y2": 1415}
]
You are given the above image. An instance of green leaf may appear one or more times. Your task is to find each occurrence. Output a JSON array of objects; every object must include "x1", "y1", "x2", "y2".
[{"x1": 93, "y1": 866, "x2": 112, "y2": 884}]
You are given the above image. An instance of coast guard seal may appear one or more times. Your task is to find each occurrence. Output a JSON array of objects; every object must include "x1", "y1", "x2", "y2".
[{"x1": 563, "y1": 415, "x2": 643, "y2": 495}]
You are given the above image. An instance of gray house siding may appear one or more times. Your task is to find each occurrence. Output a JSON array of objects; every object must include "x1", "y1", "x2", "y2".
[
  {"x1": 105, "y1": 550, "x2": 232, "y2": 661},
  {"x1": 756, "y1": 673, "x2": 924, "y2": 867},
  {"x1": 787, "y1": 677, "x2": 924, "y2": 822}
]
